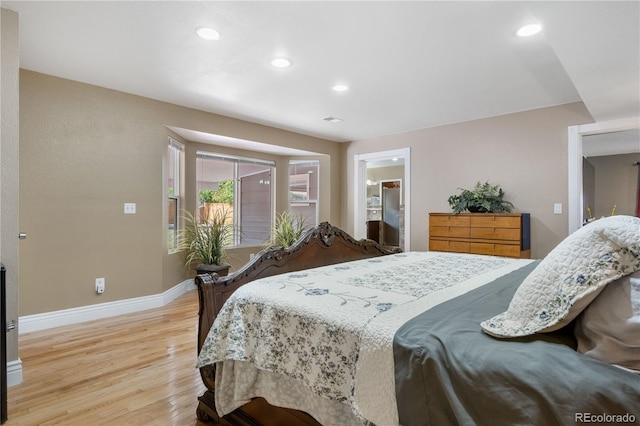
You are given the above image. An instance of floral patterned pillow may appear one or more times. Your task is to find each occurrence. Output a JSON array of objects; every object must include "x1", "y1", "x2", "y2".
[{"x1": 481, "y1": 215, "x2": 640, "y2": 338}]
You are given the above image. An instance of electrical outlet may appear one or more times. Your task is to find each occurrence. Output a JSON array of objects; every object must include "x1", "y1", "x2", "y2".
[
  {"x1": 124, "y1": 203, "x2": 136, "y2": 214},
  {"x1": 553, "y1": 203, "x2": 563, "y2": 214},
  {"x1": 95, "y1": 277, "x2": 105, "y2": 294}
]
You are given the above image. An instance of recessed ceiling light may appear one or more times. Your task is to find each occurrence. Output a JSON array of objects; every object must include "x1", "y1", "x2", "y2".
[
  {"x1": 517, "y1": 23, "x2": 542, "y2": 37},
  {"x1": 323, "y1": 116, "x2": 343, "y2": 123},
  {"x1": 196, "y1": 27, "x2": 220, "y2": 40},
  {"x1": 332, "y1": 84, "x2": 349, "y2": 92},
  {"x1": 271, "y1": 57, "x2": 291, "y2": 68}
]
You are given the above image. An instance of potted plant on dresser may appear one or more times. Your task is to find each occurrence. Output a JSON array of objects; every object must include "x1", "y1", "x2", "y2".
[
  {"x1": 179, "y1": 207, "x2": 234, "y2": 276},
  {"x1": 447, "y1": 181, "x2": 514, "y2": 214}
]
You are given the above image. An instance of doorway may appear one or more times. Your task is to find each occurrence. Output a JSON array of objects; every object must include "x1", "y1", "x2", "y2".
[
  {"x1": 354, "y1": 148, "x2": 410, "y2": 251},
  {"x1": 568, "y1": 117, "x2": 640, "y2": 233}
]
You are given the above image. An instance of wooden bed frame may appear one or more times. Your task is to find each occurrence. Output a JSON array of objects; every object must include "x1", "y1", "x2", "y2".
[{"x1": 194, "y1": 222, "x2": 401, "y2": 425}]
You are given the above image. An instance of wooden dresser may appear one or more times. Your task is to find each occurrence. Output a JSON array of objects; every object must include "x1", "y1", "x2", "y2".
[{"x1": 429, "y1": 213, "x2": 531, "y2": 259}]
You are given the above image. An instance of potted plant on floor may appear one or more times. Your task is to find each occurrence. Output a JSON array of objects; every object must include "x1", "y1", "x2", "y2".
[
  {"x1": 447, "y1": 181, "x2": 514, "y2": 214},
  {"x1": 179, "y1": 206, "x2": 234, "y2": 276},
  {"x1": 265, "y1": 211, "x2": 308, "y2": 249}
]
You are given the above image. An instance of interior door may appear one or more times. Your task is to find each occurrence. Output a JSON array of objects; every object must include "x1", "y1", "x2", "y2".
[{"x1": 381, "y1": 181, "x2": 401, "y2": 246}]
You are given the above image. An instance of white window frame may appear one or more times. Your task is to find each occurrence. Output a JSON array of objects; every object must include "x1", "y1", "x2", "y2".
[
  {"x1": 168, "y1": 137, "x2": 184, "y2": 252},
  {"x1": 196, "y1": 151, "x2": 276, "y2": 247}
]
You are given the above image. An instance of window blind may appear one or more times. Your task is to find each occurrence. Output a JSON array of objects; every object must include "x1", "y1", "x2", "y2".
[{"x1": 196, "y1": 151, "x2": 275, "y2": 167}]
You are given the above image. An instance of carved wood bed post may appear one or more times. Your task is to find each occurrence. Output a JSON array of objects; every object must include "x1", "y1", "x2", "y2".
[
  {"x1": 195, "y1": 273, "x2": 222, "y2": 423},
  {"x1": 194, "y1": 222, "x2": 401, "y2": 424}
]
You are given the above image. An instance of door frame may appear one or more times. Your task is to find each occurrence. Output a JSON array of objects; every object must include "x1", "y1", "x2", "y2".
[
  {"x1": 568, "y1": 117, "x2": 639, "y2": 233},
  {"x1": 354, "y1": 148, "x2": 410, "y2": 250}
]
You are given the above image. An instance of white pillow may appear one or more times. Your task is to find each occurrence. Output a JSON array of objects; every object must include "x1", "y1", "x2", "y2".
[
  {"x1": 481, "y1": 215, "x2": 640, "y2": 338},
  {"x1": 574, "y1": 272, "x2": 640, "y2": 371}
]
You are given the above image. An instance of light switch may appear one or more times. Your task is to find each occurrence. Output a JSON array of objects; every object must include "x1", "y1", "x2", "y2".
[
  {"x1": 124, "y1": 203, "x2": 136, "y2": 214},
  {"x1": 553, "y1": 203, "x2": 562, "y2": 215}
]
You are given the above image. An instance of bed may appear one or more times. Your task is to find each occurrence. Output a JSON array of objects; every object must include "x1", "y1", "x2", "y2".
[{"x1": 194, "y1": 219, "x2": 640, "y2": 425}]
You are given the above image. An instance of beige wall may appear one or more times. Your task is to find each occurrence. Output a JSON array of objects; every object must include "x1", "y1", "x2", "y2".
[
  {"x1": 19, "y1": 70, "x2": 341, "y2": 316},
  {"x1": 343, "y1": 102, "x2": 594, "y2": 258},
  {"x1": 1, "y1": 8, "x2": 20, "y2": 364},
  {"x1": 367, "y1": 165, "x2": 404, "y2": 183},
  {"x1": 587, "y1": 153, "x2": 640, "y2": 218}
]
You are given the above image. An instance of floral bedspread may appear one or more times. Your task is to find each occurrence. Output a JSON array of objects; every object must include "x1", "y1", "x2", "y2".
[{"x1": 197, "y1": 251, "x2": 534, "y2": 425}]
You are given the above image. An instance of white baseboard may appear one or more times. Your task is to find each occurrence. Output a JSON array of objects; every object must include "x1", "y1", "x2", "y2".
[
  {"x1": 7, "y1": 359, "x2": 22, "y2": 387},
  {"x1": 18, "y1": 279, "x2": 196, "y2": 335}
]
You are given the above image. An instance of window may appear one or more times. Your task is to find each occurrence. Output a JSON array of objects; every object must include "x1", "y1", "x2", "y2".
[
  {"x1": 168, "y1": 137, "x2": 183, "y2": 251},
  {"x1": 196, "y1": 151, "x2": 275, "y2": 246},
  {"x1": 289, "y1": 160, "x2": 319, "y2": 227}
]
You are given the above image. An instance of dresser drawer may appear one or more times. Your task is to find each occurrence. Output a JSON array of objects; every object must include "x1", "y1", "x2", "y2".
[
  {"x1": 430, "y1": 225, "x2": 470, "y2": 238},
  {"x1": 469, "y1": 242, "x2": 521, "y2": 258},
  {"x1": 470, "y1": 227, "x2": 520, "y2": 241},
  {"x1": 429, "y1": 215, "x2": 470, "y2": 227},
  {"x1": 429, "y1": 239, "x2": 470, "y2": 253},
  {"x1": 469, "y1": 215, "x2": 521, "y2": 228}
]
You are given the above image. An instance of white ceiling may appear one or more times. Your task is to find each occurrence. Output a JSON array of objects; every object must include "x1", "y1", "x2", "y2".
[{"x1": 3, "y1": 1, "x2": 639, "y2": 147}]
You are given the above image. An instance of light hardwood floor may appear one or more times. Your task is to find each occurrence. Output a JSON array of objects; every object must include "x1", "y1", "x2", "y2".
[{"x1": 6, "y1": 290, "x2": 211, "y2": 425}]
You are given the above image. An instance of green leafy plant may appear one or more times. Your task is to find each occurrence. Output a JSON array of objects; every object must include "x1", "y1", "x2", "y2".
[
  {"x1": 199, "y1": 180, "x2": 234, "y2": 204},
  {"x1": 178, "y1": 207, "x2": 234, "y2": 266},
  {"x1": 266, "y1": 211, "x2": 308, "y2": 248},
  {"x1": 447, "y1": 181, "x2": 514, "y2": 214}
]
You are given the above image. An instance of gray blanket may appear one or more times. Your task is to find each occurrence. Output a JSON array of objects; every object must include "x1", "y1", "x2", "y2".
[{"x1": 393, "y1": 261, "x2": 640, "y2": 426}]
